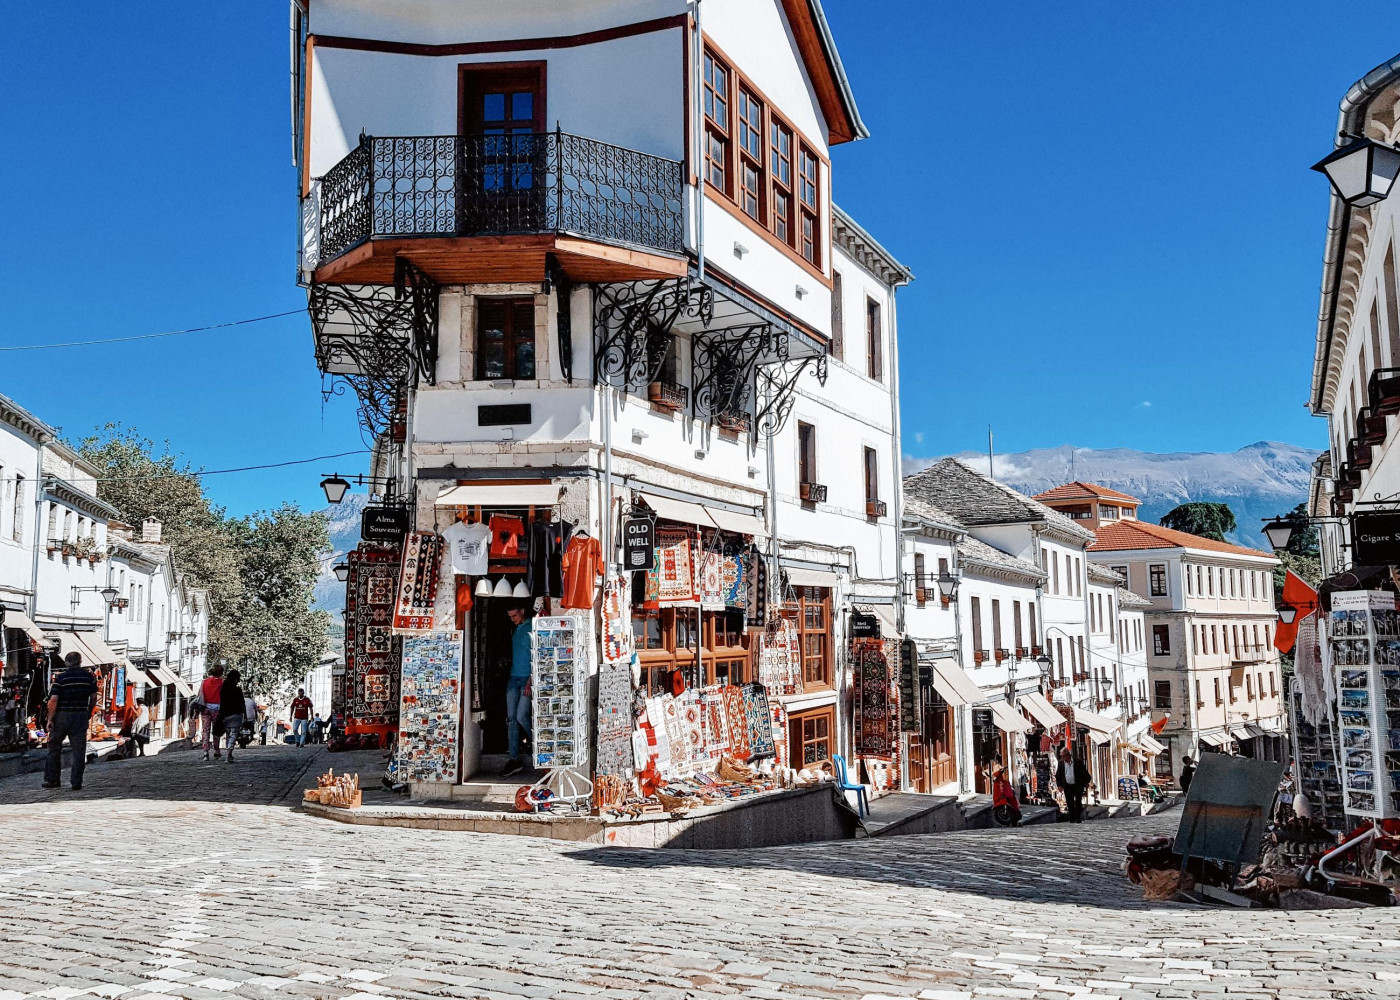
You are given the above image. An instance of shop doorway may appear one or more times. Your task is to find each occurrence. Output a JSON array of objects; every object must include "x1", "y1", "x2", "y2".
[
  {"x1": 909, "y1": 691, "x2": 956, "y2": 793},
  {"x1": 471, "y1": 595, "x2": 528, "y2": 758},
  {"x1": 971, "y1": 707, "x2": 1002, "y2": 794}
]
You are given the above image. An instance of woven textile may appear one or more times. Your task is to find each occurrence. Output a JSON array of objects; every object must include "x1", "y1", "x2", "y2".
[
  {"x1": 392, "y1": 532, "x2": 444, "y2": 633},
  {"x1": 720, "y1": 684, "x2": 750, "y2": 760},
  {"x1": 346, "y1": 547, "x2": 402, "y2": 733},
  {"x1": 698, "y1": 546, "x2": 725, "y2": 609},
  {"x1": 722, "y1": 551, "x2": 745, "y2": 609},
  {"x1": 653, "y1": 528, "x2": 696, "y2": 604},
  {"x1": 745, "y1": 546, "x2": 767, "y2": 627},
  {"x1": 601, "y1": 577, "x2": 632, "y2": 663},
  {"x1": 770, "y1": 699, "x2": 790, "y2": 770},
  {"x1": 699, "y1": 685, "x2": 729, "y2": 760},
  {"x1": 660, "y1": 694, "x2": 691, "y2": 777},
  {"x1": 853, "y1": 638, "x2": 897, "y2": 758},
  {"x1": 759, "y1": 619, "x2": 803, "y2": 697},
  {"x1": 680, "y1": 690, "x2": 714, "y2": 770},
  {"x1": 742, "y1": 682, "x2": 776, "y2": 760}
]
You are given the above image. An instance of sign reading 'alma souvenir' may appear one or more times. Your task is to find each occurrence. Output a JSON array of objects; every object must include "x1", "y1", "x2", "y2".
[
  {"x1": 361, "y1": 505, "x2": 409, "y2": 544},
  {"x1": 1351, "y1": 511, "x2": 1400, "y2": 566}
]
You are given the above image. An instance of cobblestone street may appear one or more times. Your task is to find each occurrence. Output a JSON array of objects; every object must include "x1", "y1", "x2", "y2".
[{"x1": 0, "y1": 743, "x2": 1396, "y2": 1000}]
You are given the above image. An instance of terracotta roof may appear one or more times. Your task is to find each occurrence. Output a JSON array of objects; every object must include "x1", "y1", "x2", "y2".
[
  {"x1": 1090, "y1": 520, "x2": 1273, "y2": 558},
  {"x1": 1033, "y1": 481, "x2": 1140, "y2": 504}
]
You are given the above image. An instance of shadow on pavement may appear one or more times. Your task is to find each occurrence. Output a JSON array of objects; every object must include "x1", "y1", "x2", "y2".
[
  {"x1": 0, "y1": 742, "x2": 390, "y2": 808},
  {"x1": 566, "y1": 817, "x2": 1181, "y2": 909}
]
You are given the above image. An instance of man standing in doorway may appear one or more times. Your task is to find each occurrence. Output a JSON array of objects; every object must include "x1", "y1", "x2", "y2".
[
  {"x1": 290, "y1": 688, "x2": 313, "y2": 747},
  {"x1": 42, "y1": 652, "x2": 98, "y2": 791},
  {"x1": 1056, "y1": 746, "x2": 1090, "y2": 823},
  {"x1": 502, "y1": 605, "x2": 534, "y2": 777}
]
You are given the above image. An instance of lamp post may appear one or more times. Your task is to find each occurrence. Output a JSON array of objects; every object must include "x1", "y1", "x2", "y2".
[
  {"x1": 319, "y1": 472, "x2": 397, "y2": 505},
  {"x1": 1313, "y1": 134, "x2": 1400, "y2": 208},
  {"x1": 332, "y1": 563, "x2": 350, "y2": 583},
  {"x1": 320, "y1": 476, "x2": 351, "y2": 504},
  {"x1": 1278, "y1": 605, "x2": 1298, "y2": 626},
  {"x1": 1262, "y1": 518, "x2": 1295, "y2": 553}
]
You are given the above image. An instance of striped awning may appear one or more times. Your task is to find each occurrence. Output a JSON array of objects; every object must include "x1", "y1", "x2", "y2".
[{"x1": 1139, "y1": 733, "x2": 1167, "y2": 755}]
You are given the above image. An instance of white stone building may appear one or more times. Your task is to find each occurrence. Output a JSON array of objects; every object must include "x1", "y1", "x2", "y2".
[{"x1": 295, "y1": 0, "x2": 916, "y2": 789}]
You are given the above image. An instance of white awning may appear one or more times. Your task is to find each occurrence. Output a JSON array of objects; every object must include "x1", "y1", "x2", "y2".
[
  {"x1": 784, "y1": 567, "x2": 840, "y2": 589},
  {"x1": 930, "y1": 659, "x2": 983, "y2": 707},
  {"x1": 989, "y1": 700, "x2": 1032, "y2": 733},
  {"x1": 1018, "y1": 692, "x2": 1066, "y2": 731},
  {"x1": 1200, "y1": 731, "x2": 1231, "y2": 747},
  {"x1": 1244, "y1": 724, "x2": 1266, "y2": 739},
  {"x1": 1139, "y1": 734, "x2": 1167, "y2": 755},
  {"x1": 80, "y1": 633, "x2": 121, "y2": 666},
  {"x1": 149, "y1": 664, "x2": 181, "y2": 688},
  {"x1": 3, "y1": 609, "x2": 46, "y2": 643},
  {"x1": 638, "y1": 493, "x2": 715, "y2": 527},
  {"x1": 1072, "y1": 708, "x2": 1121, "y2": 740},
  {"x1": 51, "y1": 632, "x2": 103, "y2": 668},
  {"x1": 435, "y1": 483, "x2": 562, "y2": 508},
  {"x1": 871, "y1": 604, "x2": 900, "y2": 639},
  {"x1": 1230, "y1": 726, "x2": 1251, "y2": 740},
  {"x1": 705, "y1": 506, "x2": 767, "y2": 538}
]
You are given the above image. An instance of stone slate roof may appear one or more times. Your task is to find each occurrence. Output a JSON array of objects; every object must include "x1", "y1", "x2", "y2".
[
  {"x1": 956, "y1": 535, "x2": 1046, "y2": 582},
  {"x1": 902, "y1": 493, "x2": 963, "y2": 529},
  {"x1": 903, "y1": 458, "x2": 1095, "y2": 542},
  {"x1": 1087, "y1": 562, "x2": 1126, "y2": 586},
  {"x1": 1117, "y1": 587, "x2": 1153, "y2": 609}
]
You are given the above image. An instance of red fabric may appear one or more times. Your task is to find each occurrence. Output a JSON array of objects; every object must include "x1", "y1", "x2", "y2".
[
  {"x1": 455, "y1": 578, "x2": 473, "y2": 630},
  {"x1": 993, "y1": 777, "x2": 1019, "y2": 809},
  {"x1": 1274, "y1": 569, "x2": 1319, "y2": 654},
  {"x1": 200, "y1": 677, "x2": 222, "y2": 704},
  {"x1": 560, "y1": 535, "x2": 604, "y2": 609},
  {"x1": 488, "y1": 515, "x2": 525, "y2": 558},
  {"x1": 291, "y1": 696, "x2": 313, "y2": 720}
]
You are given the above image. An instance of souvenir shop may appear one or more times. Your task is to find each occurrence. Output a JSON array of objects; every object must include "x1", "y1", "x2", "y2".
[{"x1": 0, "y1": 609, "x2": 48, "y2": 750}]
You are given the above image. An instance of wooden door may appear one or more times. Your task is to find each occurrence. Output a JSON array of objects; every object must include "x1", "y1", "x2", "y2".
[{"x1": 459, "y1": 64, "x2": 546, "y2": 233}]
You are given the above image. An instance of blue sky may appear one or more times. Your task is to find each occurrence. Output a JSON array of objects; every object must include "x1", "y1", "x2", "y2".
[{"x1": 2, "y1": 2, "x2": 1395, "y2": 515}]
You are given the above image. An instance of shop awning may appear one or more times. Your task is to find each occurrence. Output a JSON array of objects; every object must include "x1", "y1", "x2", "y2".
[
  {"x1": 1073, "y1": 708, "x2": 1121, "y2": 741},
  {"x1": 1018, "y1": 692, "x2": 1066, "y2": 731},
  {"x1": 989, "y1": 700, "x2": 1032, "y2": 733},
  {"x1": 1244, "y1": 724, "x2": 1266, "y2": 739},
  {"x1": 80, "y1": 633, "x2": 121, "y2": 666},
  {"x1": 871, "y1": 604, "x2": 900, "y2": 639},
  {"x1": 1230, "y1": 726, "x2": 1251, "y2": 741},
  {"x1": 3, "y1": 609, "x2": 47, "y2": 644},
  {"x1": 148, "y1": 664, "x2": 181, "y2": 688},
  {"x1": 705, "y1": 506, "x2": 767, "y2": 538},
  {"x1": 1200, "y1": 731, "x2": 1231, "y2": 747},
  {"x1": 435, "y1": 483, "x2": 561, "y2": 508},
  {"x1": 929, "y1": 659, "x2": 983, "y2": 707},
  {"x1": 1120, "y1": 742, "x2": 1151, "y2": 762},
  {"x1": 1139, "y1": 734, "x2": 1167, "y2": 755},
  {"x1": 638, "y1": 492, "x2": 715, "y2": 527},
  {"x1": 1259, "y1": 717, "x2": 1283, "y2": 733},
  {"x1": 784, "y1": 567, "x2": 840, "y2": 589},
  {"x1": 52, "y1": 631, "x2": 102, "y2": 668}
]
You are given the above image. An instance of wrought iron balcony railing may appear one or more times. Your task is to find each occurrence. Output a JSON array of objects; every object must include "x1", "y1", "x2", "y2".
[{"x1": 315, "y1": 131, "x2": 685, "y2": 266}]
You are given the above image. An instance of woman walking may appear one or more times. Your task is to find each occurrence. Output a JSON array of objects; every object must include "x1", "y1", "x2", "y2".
[
  {"x1": 197, "y1": 664, "x2": 224, "y2": 760},
  {"x1": 215, "y1": 669, "x2": 246, "y2": 764}
]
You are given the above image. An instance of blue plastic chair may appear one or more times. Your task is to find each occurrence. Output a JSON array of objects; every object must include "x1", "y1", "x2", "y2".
[{"x1": 833, "y1": 754, "x2": 869, "y2": 817}]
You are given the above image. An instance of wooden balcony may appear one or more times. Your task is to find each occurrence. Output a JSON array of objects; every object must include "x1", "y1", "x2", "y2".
[{"x1": 305, "y1": 132, "x2": 687, "y2": 285}]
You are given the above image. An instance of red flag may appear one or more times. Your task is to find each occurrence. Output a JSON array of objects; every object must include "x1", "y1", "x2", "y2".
[
  {"x1": 1151, "y1": 714, "x2": 1170, "y2": 735},
  {"x1": 1275, "y1": 569, "x2": 1319, "y2": 654}
]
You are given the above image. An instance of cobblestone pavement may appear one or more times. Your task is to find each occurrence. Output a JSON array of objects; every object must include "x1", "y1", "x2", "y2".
[{"x1": 2, "y1": 743, "x2": 1398, "y2": 1000}]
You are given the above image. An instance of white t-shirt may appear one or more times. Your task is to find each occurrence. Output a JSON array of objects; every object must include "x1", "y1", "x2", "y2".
[{"x1": 441, "y1": 520, "x2": 491, "y2": 576}]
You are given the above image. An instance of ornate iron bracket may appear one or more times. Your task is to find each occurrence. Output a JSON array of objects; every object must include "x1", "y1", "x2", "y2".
[
  {"x1": 754, "y1": 349, "x2": 828, "y2": 438},
  {"x1": 593, "y1": 279, "x2": 712, "y2": 388},
  {"x1": 691, "y1": 322, "x2": 781, "y2": 422},
  {"x1": 308, "y1": 257, "x2": 440, "y2": 440}
]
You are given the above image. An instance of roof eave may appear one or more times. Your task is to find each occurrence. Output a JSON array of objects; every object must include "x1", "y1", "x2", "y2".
[{"x1": 805, "y1": 0, "x2": 868, "y2": 142}]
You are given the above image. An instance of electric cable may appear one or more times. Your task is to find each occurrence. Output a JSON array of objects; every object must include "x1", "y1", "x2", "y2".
[{"x1": 1, "y1": 310, "x2": 303, "y2": 352}]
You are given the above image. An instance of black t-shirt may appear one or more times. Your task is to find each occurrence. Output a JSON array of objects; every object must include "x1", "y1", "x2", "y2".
[{"x1": 49, "y1": 667, "x2": 97, "y2": 712}]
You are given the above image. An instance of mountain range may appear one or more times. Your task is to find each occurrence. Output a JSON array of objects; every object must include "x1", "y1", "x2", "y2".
[{"x1": 906, "y1": 441, "x2": 1319, "y2": 550}]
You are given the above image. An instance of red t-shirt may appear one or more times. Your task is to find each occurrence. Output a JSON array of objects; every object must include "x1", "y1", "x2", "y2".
[
  {"x1": 200, "y1": 677, "x2": 222, "y2": 704},
  {"x1": 291, "y1": 696, "x2": 313, "y2": 720}
]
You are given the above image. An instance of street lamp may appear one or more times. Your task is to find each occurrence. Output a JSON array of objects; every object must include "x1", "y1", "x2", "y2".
[
  {"x1": 1313, "y1": 135, "x2": 1400, "y2": 208},
  {"x1": 71, "y1": 585, "x2": 122, "y2": 610},
  {"x1": 936, "y1": 571, "x2": 960, "y2": 603},
  {"x1": 1279, "y1": 605, "x2": 1298, "y2": 626},
  {"x1": 1262, "y1": 517, "x2": 1295, "y2": 553},
  {"x1": 320, "y1": 476, "x2": 352, "y2": 504},
  {"x1": 332, "y1": 563, "x2": 350, "y2": 583}
]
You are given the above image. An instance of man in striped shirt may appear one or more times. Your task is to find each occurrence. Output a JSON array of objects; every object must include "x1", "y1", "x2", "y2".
[{"x1": 43, "y1": 652, "x2": 98, "y2": 791}]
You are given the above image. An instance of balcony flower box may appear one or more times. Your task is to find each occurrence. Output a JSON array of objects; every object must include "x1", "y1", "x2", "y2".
[
  {"x1": 716, "y1": 411, "x2": 750, "y2": 434},
  {"x1": 1016, "y1": 647, "x2": 1029, "y2": 658},
  {"x1": 974, "y1": 649, "x2": 988, "y2": 665},
  {"x1": 1370, "y1": 368, "x2": 1400, "y2": 417},
  {"x1": 1359, "y1": 407, "x2": 1388, "y2": 446},
  {"x1": 47, "y1": 537, "x2": 64, "y2": 554},
  {"x1": 995, "y1": 649, "x2": 1009, "y2": 662},
  {"x1": 865, "y1": 499, "x2": 887, "y2": 519},
  {"x1": 647, "y1": 380, "x2": 688, "y2": 412},
  {"x1": 799, "y1": 482, "x2": 828, "y2": 503},
  {"x1": 1031, "y1": 645, "x2": 1043, "y2": 657},
  {"x1": 1348, "y1": 437, "x2": 1373, "y2": 471}
]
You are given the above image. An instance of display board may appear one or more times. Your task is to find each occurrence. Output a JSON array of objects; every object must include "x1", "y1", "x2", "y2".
[
  {"x1": 1289, "y1": 678, "x2": 1346, "y2": 831},
  {"x1": 1328, "y1": 590, "x2": 1400, "y2": 819},
  {"x1": 397, "y1": 630, "x2": 463, "y2": 784},
  {"x1": 532, "y1": 615, "x2": 589, "y2": 770}
]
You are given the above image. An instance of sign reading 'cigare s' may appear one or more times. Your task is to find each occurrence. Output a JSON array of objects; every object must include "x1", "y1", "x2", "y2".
[{"x1": 1351, "y1": 511, "x2": 1400, "y2": 565}]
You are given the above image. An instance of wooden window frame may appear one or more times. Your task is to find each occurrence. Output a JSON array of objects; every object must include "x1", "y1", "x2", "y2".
[
  {"x1": 914, "y1": 552, "x2": 926, "y2": 608},
  {"x1": 798, "y1": 421, "x2": 817, "y2": 493},
  {"x1": 787, "y1": 587, "x2": 832, "y2": 690},
  {"x1": 866, "y1": 297, "x2": 882, "y2": 381},
  {"x1": 770, "y1": 115, "x2": 795, "y2": 246},
  {"x1": 737, "y1": 86, "x2": 765, "y2": 223},
  {"x1": 863, "y1": 446, "x2": 879, "y2": 505},
  {"x1": 970, "y1": 595, "x2": 984, "y2": 655},
  {"x1": 1012, "y1": 600, "x2": 1023, "y2": 651},
  {"x1": 702, "y1": 50, "x2": 732, "y2": 196},
  {"x1": 698, "y1": 39, "x2": 830, "y2": 286},
  {"x1": 789, "y1": 705, "x2": 836, "y2": 767},
  {"x1": 1152, "y1": 624, "x2": 1170, "y2": 656},
  {"x1": 632, "y1": 607, "x2": 753, "y2": 694},
  {"x1": 475, "y1": 297, "x2": 537, "y2": 381}
]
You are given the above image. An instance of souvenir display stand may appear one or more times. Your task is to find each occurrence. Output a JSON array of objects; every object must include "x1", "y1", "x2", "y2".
[
  {"x1": 397, "y1": 630, "x2": 463, "y2": 784},
  {"x1": 532, "y1": 615, "x2": 589, "y2": 770},
  {"x1": 1328, "y1": 590, "x2": 1400, "y2": 820},
  {"x1": 1289, "y1": 678, "x2": 1347, "y2": 832}
]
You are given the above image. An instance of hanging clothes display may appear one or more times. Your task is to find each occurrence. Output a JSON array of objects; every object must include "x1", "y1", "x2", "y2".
[
  {"x1": 487, "y1": 514, "x2": 526, "y2": 558},
  {"x1": 392, "y1": 531, "x2": 444, "y2": 634},
  {"x1": 601, "y1": 577, "x2": 632, "y2": 664},
  {"x1": 526, "y1": 519, "x2": 573, "y2": 597},
  {"x1": 560, "y1": 533, "x2": 604, "y2": 609},
  {"x1": 440, "y1": 519, "x2": 490, "y2": 576}
]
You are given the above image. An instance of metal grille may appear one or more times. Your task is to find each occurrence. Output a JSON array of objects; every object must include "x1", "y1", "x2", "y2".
[{"x1": 312, "y1": 131, "x2": 684, "y2": 264}]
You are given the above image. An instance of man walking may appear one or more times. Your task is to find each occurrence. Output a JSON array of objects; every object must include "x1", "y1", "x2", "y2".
[
  {"x1": 1055, "y1": 746, "x2": 1090, "y2": 823},
  {"x1": 43, "y1": 652, "x2": 98, "y2": 791},
  {"x1": 290, "y1": 688, "x2": 313, "y2": 747}
]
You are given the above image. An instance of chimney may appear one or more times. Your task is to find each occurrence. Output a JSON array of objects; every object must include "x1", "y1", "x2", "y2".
[{"x1": 142, "y1": 517, "x2": 163, "y2": 543}]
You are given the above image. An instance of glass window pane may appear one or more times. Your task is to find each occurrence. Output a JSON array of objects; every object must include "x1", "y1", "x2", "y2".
[
  {"x1": 515, "y1": 339, "x2": 535, "y2": 380},
  {"x1": 480, "y1": 330, "x2": 505, "y2": 380},
  {"x1": 483, "y1": 93, "x2": 505, "y2": 122},
  {"x1": 511, "y1": 91, "x2": 533, "y2": 121}
]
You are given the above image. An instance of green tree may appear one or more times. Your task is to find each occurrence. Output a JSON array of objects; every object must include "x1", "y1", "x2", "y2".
[
  {"x1": 1277, "y1": 501, "x2": 1319, "y2": 558},
  {"x1": 1160, "y1": 501, "x2": 1237, "y2": 542}
]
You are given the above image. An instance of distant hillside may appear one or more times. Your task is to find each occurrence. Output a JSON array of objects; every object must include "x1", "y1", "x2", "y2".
[{"x1": 905, "y1": 442, "x2": 1318, "y2": 550}]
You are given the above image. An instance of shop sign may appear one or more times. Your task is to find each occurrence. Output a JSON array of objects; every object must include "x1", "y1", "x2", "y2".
[
  {"x1": 1351, "y1": 510, "x2": 1400, "y2": 565},
  {"x1": 361, "y1": 505, "x2": 409, "y2": 544},
  {"x1": 899, "y1": 638, "x2": 919, "y2": 731},
  {"x1": 850, "y1": 612, "x2": 880, "y2": 639},
  {"x1": 622, "y1": 514, "x2": 655, "y2": 570}
]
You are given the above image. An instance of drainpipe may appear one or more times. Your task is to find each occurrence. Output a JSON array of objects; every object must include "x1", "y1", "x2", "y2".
[
  {"x1": 27, "y1": 445, "x2": 46, "y2": 621},
  {"x1": 689, "y1": 0, "x2": 705, "y2": 282}
]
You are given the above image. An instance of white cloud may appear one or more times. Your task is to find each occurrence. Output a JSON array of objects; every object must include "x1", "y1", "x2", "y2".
[
  {"x1": 1140, "y1": 401, "x2": 1152, "y2": 408},
  {"x1": 914, "y1": 431, "x2": 924, "y2": 444}
]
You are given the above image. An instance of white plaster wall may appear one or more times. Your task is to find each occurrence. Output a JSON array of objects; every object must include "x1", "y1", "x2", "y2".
[
  {"x1": 902, "y1": 533, "x2": 958, "y2": 648},
  {"x1": 958, "y1": 572, "x2": 1043, "y2": 697},
  {"x1": 308, "y1": 31, "x2": 685, "y2": 178},
  {"x1": 105, "y1": 554, "x2": 154, "y2": 655},
  {"x1": 0, "y1": 424, "x2": 40, "y2": 610}
]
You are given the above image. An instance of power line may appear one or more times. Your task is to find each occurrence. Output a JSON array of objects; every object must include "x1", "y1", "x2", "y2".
[
  {"x1": 91, "y1": 449, "x2": 369, "y2": 482},
  {"x1": 1, "y1": 309, "x2": 304, "y2": 352}
]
